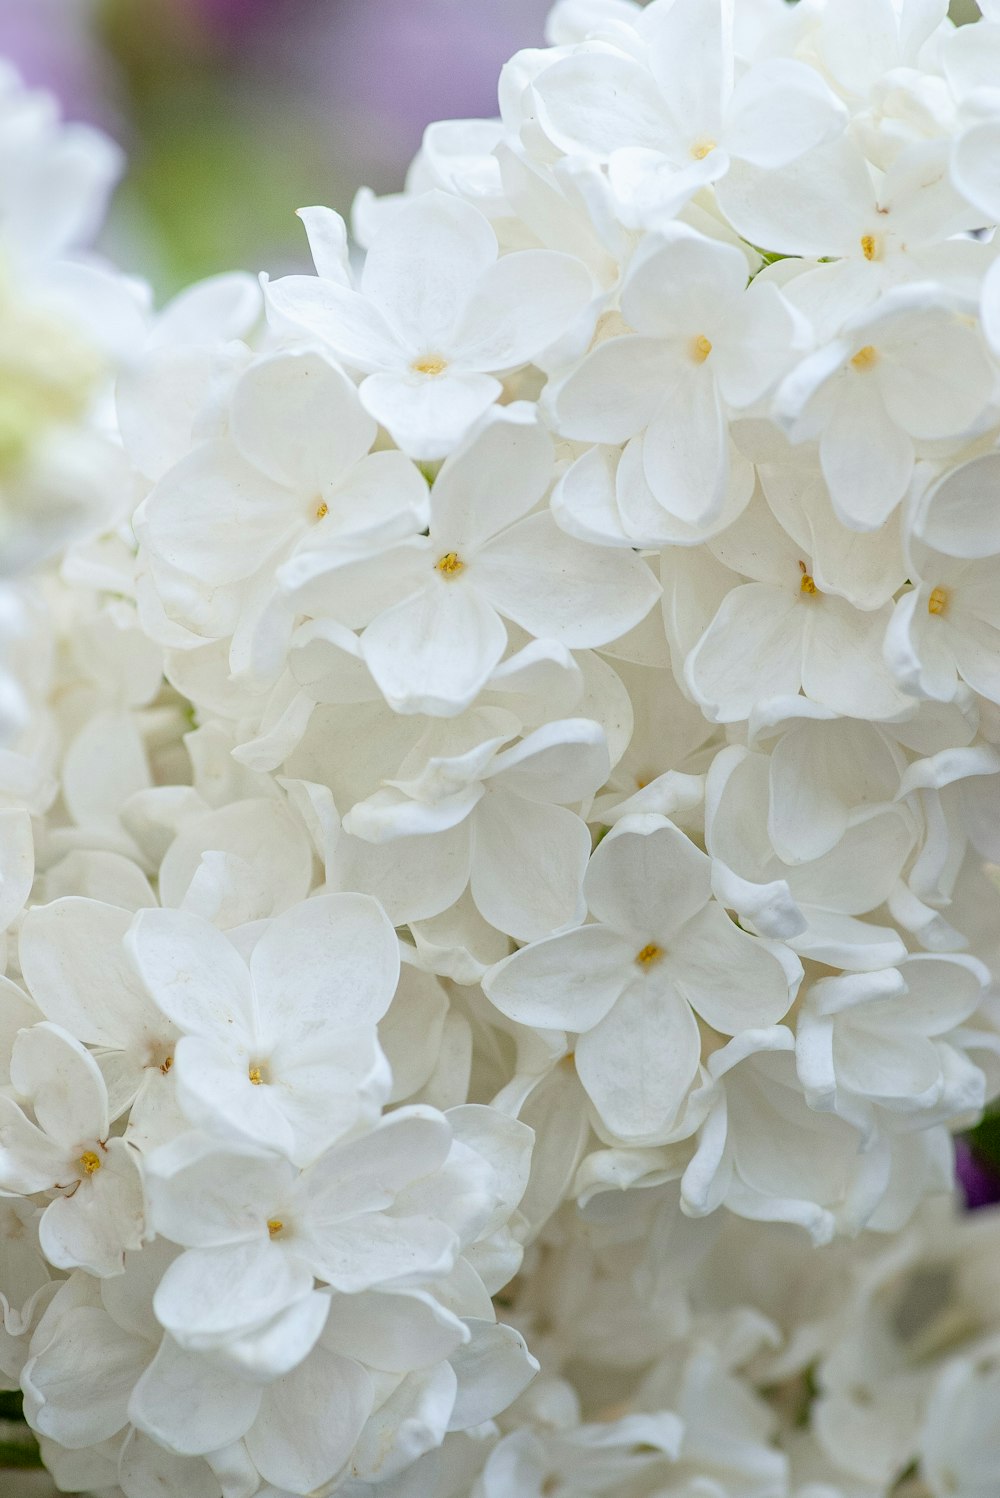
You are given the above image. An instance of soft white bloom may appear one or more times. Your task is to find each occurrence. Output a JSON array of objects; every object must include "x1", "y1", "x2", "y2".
[
  {"x1": 282, "y1": 407, "x2": 659, "y2": 716},
  {"x1": 0, "y1": 1022, "x2": 144, "y2": 1275},
  {"x1": 485, "y1": 813, "x2": 796, "y2": 1143},
  {"x1": 267, "y1": 191, "x2": 593, "y2": 459},
  {"x1": 340, "y1": 716, "x2": 610, "y2": 941},
  {"x1": 126, "y1": 893, "x2": 398, "y2": 1164},
  {"x1": 553, "y1": 226, "x2": 797, "y2": 527},
  {"x1": 529, "y1": 0, "x2": 847, "y2": 199},
  {"x1": 775, "y1": 288, "x2": 993, "y2": 531},
  {"x1": 684, "y1": 491, "x2": 908, "y2": 722}
]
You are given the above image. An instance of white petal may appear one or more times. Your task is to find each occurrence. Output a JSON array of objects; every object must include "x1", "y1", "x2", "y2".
[
  {"x1": 247, "y1": 1348, "x2": 373, "y2": 1494},
  {"x1": 324, "y1": 1288, "x2": 467, "y2": 1372},
  {"x1": 39, "y1": 1137, "x2": 144, "y2": 1277},
  {"x1": 430, "y1": 405, "x2": 553, "y2": 552},
  {"x1": 952, "y1": 119, "x2": 1000, "y2": 222},
  {"x1": 147, "y1": 1135, "x2": 296, "y2": 1248},
  {"x1": 471, "y1": 791, "x2": 589, "y2": 942},
  {"x1": 126, "y1": 908, "x2": 255, "y2": 1046},
  {"x1": 725, "y1": 59, "x2": 847, "y2": 170},
  {"x1": 483, "y1": 925, "x2": 633, "y2": 1032},
  {"x1": 671, "y1": 903, "x2": 793, "y2": 1033},
  {"x1": 361, "y1": 190, "x2": 498, "y2": 350},
  {"x1": 142, "y1": 441, "x2": 293, "y2": 585},
  {"x1": 265, "y1": 275, "x2": 403, "y2": 370},
  {"x1": 360, "y1": 369, "x2": 502, "y2": 462},
  {"x1": 584, "y1": 813, "x2": 711, "y2": 944},
  {"x1": 251, "y1": 891, "x2": 399, "y2": 1042},
  {"x1": 717, "y1": 135, "x2": 870, "y2": 256},
  {"x1": 475, "y1": 511, "x2": 661, "y2": 648},
  {"x1": 171, "y1": 1035, "x2": 297, "y2": 1158},
  {"x1": 446, "y1": 1320, "x2": 539, "y2": 1430},
  {"x1": 641, "y1": 377, "x2": 729, "y2": 528},
  {"x1": 10, "y1": 1022, "x2": 108, "y2": 1150},
  {"x1": 685, "y1": 584, "x2": 803, "y2": 723},
  {"x1": 363, "y1": 579, "x2": 508, "y2": 717},
  {"x1": 231, "y1": 349, "x2": 376, "y2": 492},
  {"x1": 154, "y1": 1240, "x2": 313, "y2": 1346},
  {"x1": 918, "y1": 453, "x2": 1000, "y2": 559},
  {"x1": 119, "y1": 1431, "x2": 220, "y2": 1498},
  {"x1": 129, "y1": 1335, "x2": 261, "y2": 1454},
  {"x1": 24, "y1": 1304, "x2": 146, "y2": 1448},
  {"x1": 533, "y1": 52, "x2": 670, "y2": 158},
  {"x1": 488, "y1": 717, "x2": 609, "y2": 805},
  {"x1": 19, "y1": 898, "x2": 162, "y2": 1050},
  {"x1": 552, "y1": 335, "x2": 675, "y2": 444},
  {"x1": 452, "y1": 250, "x2": 593, "y2": 370},
  {"x1": 575, "y1": 977, "x2": 701, "y2": 1142}
]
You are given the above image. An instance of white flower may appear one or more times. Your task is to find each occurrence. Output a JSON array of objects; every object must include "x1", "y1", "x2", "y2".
[
  {"x1": 680, "y1": 1027, "x2": 869, "y2": 1244},
  {"x1": 266, "y1": 190, "x2": 594, "y2": 459},
  {"x1": 553, "y1": 226, "x2": 798, "y2": 527},
  {"x1": 18, "y1": 897, "x2": 177, "y2": 1142},
  {"x1": 0, "y1": 1023, "x2": 144, "y2": 1276},
  {"x1": 683, "y1": 492, "x2": 908, "y2": 723},
  {"x1": 530, "y1": 0, "x2": 846, "y2": 189},
  {"x1": 282, "y1": 406, "x2": 659, "y2": 716},
  {"x1": 886, "y1": 453, "x2": 1000, "y2": 706},
  {"x1": 126, "y1": 893, "x2": 398, "y2": 1164},
  {"x1": 340, "y1": 716, "x2": 609, "y2": 941},
  {"x1": 484, "y1": 813, "x2": 796, "y2": 1143},
  {"x1": 775, "y1": 287, "x2": 993, "y2": 531},
  {"x1": 796, "y1": 954, "x2": 989, "y2": 1132}
]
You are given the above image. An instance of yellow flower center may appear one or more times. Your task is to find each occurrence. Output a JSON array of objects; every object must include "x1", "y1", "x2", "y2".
[
  {"x1": 435, "y1": 551, "x2": 465, "y2": 578},
  {"x1": 160, "y1": 1055, "x2": 173, "y2": 1075},
  {"x1": 799, "y1": 560, "x2": 819, "y2": 596},
  {"x1": 851, "y1": 344, "x2": 879, "y2": 372},
  {"x1": 928, "y1": 585, "x2": 949, "y2": 616},
  {"x1": 314, "y1": 501, "x2": 328, "y2": 521},
  {"x1": 690, "y1": 334, "x2": 713, "y2": 364},
  {"x1": 635, "y1": 943, "x2": 665, "y2": 967},
  {"x1": 79, "y1": 1151, "x2": 102, "y2": 1176},
  {"x1": 267, "y1": 1218, "x2": 284, "y2": 1238},
  {"x1": 248, "y1": 1064, "x2": 265, "y2": 1086},
  {"x1": 691, "y1": 140, "x2": 716, "y2": 160},
  {"x1": 413, "y1": 355, "x2": 448, "y2": 377},
  {"x1": 860, "y1": 234, "x2": 879, "y2": 261}
]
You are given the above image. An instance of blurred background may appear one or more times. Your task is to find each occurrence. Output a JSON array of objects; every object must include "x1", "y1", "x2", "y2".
[{"x1": 0, "y1": 0, "x2": 555, "y2": 296}]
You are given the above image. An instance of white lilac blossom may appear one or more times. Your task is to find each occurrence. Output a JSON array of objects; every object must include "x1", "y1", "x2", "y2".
[{"x1": 6, "y1": 1, "x2": 1000, "y2": 1493}]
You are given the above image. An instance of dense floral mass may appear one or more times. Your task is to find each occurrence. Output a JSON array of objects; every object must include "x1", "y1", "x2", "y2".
[{"x1": 3, "y1": 0, "x2": 1000, "y2": 1493}]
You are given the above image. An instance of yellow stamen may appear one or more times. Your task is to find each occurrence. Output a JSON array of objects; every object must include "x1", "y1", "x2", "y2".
[
  {"x1": 160, "y1": 1055, "x2": 173, "y2": 1075},
  {"x1": 799, "y1": 560, "x2": 819, "y2": 596},
  {"x1": 248, "y1": 1065, "x2": 264, "y2": 1086},
  {"x1": 851, "y1": 344, "x2": 878, "y2": 371},
  {"x1": 860, "y1": 234, "x2": 878, "y2": 261},
  {"x1": 691, "y1": 140, "x2": 716, "y2": 160},
  {"x1": 635, "y1": 943, "x2": 664, "y2": 967},
  {"x1": 79, "y1": 1151, "x2": 102, "y2": 1176},
  {"x1": 928, "y1": 585, "x2": 949, "y2": 616},
  {"x1": 314, "y1": 501, "x2": 328, "y2": 520},
  {"x1": 267, "y1": 1218, "x2": 284, "y2": 1238},
  {"x1": 413, "y1": 355, "x2": 448, "y2": 377},
  {"x1": 690, "y1": 334, "x2": 713, "y2": 364},
  {"x1": 435, "y1": 551, "x2": 464, "y2": 578}
]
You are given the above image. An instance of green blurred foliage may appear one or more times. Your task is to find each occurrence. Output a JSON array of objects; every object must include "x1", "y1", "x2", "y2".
[{"x1": 96, "y1": 0, "x2": 340, "y2": 294}]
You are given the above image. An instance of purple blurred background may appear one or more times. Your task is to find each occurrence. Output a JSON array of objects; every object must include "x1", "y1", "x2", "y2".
[{"x1": 0, "y1": 0, "x2": 551, "y2": 290}]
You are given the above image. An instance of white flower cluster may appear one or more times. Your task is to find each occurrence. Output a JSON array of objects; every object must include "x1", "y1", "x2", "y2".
[{"x1": 4, "y1": 0, "x2": 1000, "y2": 1493}]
